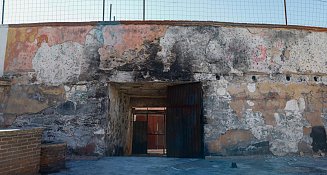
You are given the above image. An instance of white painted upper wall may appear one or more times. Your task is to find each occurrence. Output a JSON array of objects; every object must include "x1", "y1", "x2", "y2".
[{"x1": 0, "y1": 25, "x2": 8, "y2": 77}]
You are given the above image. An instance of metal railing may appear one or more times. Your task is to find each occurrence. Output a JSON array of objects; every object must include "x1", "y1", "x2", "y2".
[{"x1": 1, "y1": 0, "x2": 327, "y2": 28}]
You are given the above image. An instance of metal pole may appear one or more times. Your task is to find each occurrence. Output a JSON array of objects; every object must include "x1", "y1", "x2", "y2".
[
  {"x1": 109, "y1": 4, "x2": 112, "y2": 21},
  {"x1": 102, "y1": 0, "x2": 105, "y2": 21},
  {"x1": 143, "y1": 0, "x2": 145, "y2": 21},
  {"x1": 2, "y1": 0, "x2": 5, "y2": 24},
  {"x1": 283, "y1": 0, "x2": 288, "y2": 25}
]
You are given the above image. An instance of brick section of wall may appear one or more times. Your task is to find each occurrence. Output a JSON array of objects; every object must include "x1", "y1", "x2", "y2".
[
  {"x1": 40, "y1": 142, "x2": 66, "y2": 174},
  {"x1": 0, "y1": 128, "x2": 43, "y2": 175}
]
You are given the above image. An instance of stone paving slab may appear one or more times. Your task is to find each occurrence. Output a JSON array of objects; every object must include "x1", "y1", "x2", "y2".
[{"x1": 54, "y1": 156, "x2": 327, "y2": 175}]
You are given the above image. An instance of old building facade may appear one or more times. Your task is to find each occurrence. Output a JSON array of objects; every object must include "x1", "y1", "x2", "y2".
[{"x1": 0, "y1": 22, "x2": 326, "y2": 157}]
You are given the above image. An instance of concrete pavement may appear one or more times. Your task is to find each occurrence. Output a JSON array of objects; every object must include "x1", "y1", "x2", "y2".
[{"x1": 54, "y1": 156, "x2": 327, "y2": 175}]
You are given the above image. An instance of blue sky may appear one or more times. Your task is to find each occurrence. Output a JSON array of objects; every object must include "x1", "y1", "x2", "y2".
[{"x1": 1, "y1": 0, "x2": 326, "y2": 27}]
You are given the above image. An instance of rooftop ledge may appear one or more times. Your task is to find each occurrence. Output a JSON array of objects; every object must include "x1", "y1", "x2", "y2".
[
  {"x1": 0, "y1": 129, "x2": 20, "y2": 132},
  {"x1": 3, "y1": 20, "x2": 327, "y2": 32},
  {"x1": 0, "y1": 127, "x2": 44, "y2": 135}
]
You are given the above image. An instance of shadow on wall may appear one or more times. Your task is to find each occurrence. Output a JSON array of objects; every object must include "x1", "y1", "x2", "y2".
[{"x1": 310, "y1": 126, "x2": 327, "y2": 153}]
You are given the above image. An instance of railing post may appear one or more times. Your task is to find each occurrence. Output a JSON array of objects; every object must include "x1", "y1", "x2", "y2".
[
  {"x1": 2, "y1": 0, "x2": 5, "y2": 24},
  {"x1": 103, "y1": 0, "x2": 105, "y2": 21},
  {"x1": 283, "y1": 0, "x2": 288, "y2": 25},
  {"x1": 109, "y1": 4, "x2": 112, "y2": 21},
  {"x1": 143, "y1": 0, "x2": 145, "y2": 21}
]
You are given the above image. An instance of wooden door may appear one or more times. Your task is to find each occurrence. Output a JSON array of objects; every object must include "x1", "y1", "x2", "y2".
[{"x1": 166, "y1": 82, "x2": 204, "y2": 158}]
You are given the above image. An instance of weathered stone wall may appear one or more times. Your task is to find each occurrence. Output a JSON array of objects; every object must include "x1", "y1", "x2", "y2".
[
  {"x1": 0, "y1": 22, "x2": 326, "y2": 156},
  {"x1": 0, "y1": 80, "x2": 11, "y2": 127},
  {"x1": 107, "y1": 84, "x2": 131, "y2": 155},
  {"x1": 203, "y1": 75, "x2": 326, "y2": 156},
  {"x1": 12, "y1": 82, "x2": 108, "y2": 155}
]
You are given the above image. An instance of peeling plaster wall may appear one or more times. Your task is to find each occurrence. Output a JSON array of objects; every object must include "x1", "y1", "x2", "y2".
[
  {"x1": 203, "y1": 75, "x2": 326, "y2": 156},
  {"x1": 11, "y1": 82, "x2": 108, "y2": 155},
  {"x1": 0, "y1": 23, "x2": 326, "y2": 156},
  {"x1": 107, "y1": 84, "x2": 131, "y2": 156},
  {"x1": 0, "y1": 81, "x2": 11, "y2": 127}
]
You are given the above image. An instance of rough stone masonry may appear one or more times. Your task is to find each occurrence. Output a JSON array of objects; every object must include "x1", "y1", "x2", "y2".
[{"x1": 0, "y1": 22, "x2": 326, "y2": 156}]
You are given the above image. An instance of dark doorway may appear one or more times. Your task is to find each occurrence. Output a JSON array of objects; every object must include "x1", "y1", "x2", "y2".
[
  {"x1": 132, "y1": 119, "x2": 147, "y2": 154},
  {"x1": 166, "y1": 82, "x2": 204, "y2": 158},
  {"x1": 113, "y1": 82, "x2": 204, "y2": 158}
]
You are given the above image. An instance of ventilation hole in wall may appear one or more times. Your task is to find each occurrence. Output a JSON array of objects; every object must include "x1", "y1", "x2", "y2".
[
  {"x1": 314, "y1": 76, "x2": 318, "y2": 82},
  {"x1": 252, "y1": 76, "x2": 257, "y2": 82},
  {"x1": 286, "y1": 75, "x2": 291, "y2": 81},
  {"x1": 216, "y1": 74, "x2": 221, "y2": 80}
]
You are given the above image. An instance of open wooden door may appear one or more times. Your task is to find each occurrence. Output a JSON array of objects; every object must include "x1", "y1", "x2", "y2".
[{"x1": 166, "y1": 82, "x2": 204, "y2": 158}]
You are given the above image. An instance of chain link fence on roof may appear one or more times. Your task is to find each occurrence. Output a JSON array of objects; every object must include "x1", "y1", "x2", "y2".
[{"x1": 1, "y1": 0, "x2": 327, "y2": 28}]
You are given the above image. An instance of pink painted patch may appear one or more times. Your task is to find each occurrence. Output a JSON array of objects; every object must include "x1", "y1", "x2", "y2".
[
  {"x1": 5, "y1": 25, "x2": 94, "y2": 73},
  {"x1": 102, "y1": 25, "x2": 167, "y2": 56},
  {"x1": 252, "y1": 45, "x2": 267, "y2": 63},
  {"x1": 37, "y1": 26, "x2": 93, "y2": 46},
  {"x1": 5, "y1": 41, "x2": 38, "y2": 72}
]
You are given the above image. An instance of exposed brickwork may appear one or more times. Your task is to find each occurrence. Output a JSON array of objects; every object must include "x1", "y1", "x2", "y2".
[
  {"x1": 40, "y1": 142, "x2": 66, "y2": 174},
  {"x1": 0, "y1": 128, "x2": 43, "y2": 175}
]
